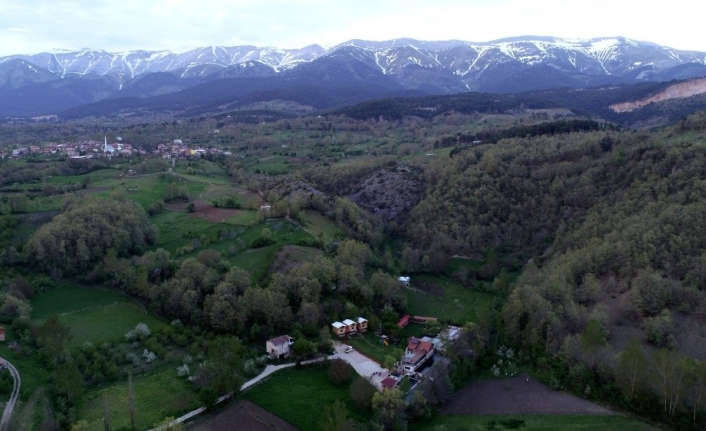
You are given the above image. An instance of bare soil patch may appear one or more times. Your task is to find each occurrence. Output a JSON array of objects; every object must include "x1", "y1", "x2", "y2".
[
  {"x1": 173, "y1": 200, "x2": 244, "y2": 223},
  {"x1": 188, "y1": 400, "x2": 299, "y2": 431},
  {"x1": 441, "y1": 374, "x2": 614, "y2": 415},
  {"x1": 191, "y1": 206, "x2": 244, "y2": 223}
]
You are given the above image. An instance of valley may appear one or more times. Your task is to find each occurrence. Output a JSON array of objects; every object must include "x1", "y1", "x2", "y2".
[{"x1": 0, "y1": 88, "x2": 705, "y2": 431}]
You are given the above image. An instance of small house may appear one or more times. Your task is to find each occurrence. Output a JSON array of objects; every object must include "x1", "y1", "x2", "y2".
[
  {"x1": 266, "y1": 335, "x2": 294, "y2": 359},
  {"x1": 357, "y1": 317, "x2": 368, "y2": 332},
  {"x1": 398, "y1": 276, "x2": 410, "y2": 286},
  {"x1": 0, "y1": 326, "x2": 5, "y2": 342},
  {"x1": 332, "y1": 321, "x2": 346, "y2": 337},
  {"x1": 342, "y1": 319, "x2": 358, "y2": 334}
]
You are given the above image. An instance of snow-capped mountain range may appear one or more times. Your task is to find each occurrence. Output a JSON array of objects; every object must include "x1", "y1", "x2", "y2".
[{"x1": 1, "y1": 36, "x2": 706, "y2": 118}]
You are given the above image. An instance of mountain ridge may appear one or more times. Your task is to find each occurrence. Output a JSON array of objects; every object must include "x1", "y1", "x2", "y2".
[{"x1": 2, "y1": 35, "x2": 706, "y2": 118}]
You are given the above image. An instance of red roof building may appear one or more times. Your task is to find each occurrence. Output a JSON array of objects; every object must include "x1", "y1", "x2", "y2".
[
  {"x1": 397, "y1": 315, "x2": 411, "y2": 328},
  {"x1": 381, "y1": 377, "x2": 397, "y2": 389}
]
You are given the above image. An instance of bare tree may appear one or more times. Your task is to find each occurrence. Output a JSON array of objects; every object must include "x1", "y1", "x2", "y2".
[{"x1": 652, "y1": 349, "x2": 690, "y2": 416}]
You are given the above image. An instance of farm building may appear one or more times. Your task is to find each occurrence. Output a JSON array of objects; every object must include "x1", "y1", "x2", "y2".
[
  {"x1": 397, "y1": 314, "x2": 411, "y2": 328},
  {"x1": 398, "y1": 276, "x2": 410, "y2": 286},
  {"x1": 331, "y1": 321, "x2": 346, "y2": 337},
  {"x1": 0, "y1": 326, "x2": 4, "y2": 342},
  {"x1": 357, "y1": 317, "x2": 368, "y2": 332},
  {"x1": 266, "y1": 335, "x2": 294, "y2": 359}
]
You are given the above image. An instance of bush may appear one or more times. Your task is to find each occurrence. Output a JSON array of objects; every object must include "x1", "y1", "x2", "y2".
[
  {"x1": 327, "y1": 358, "x2": 352, "y2": 385},
  {"x1": 645, "y1": 310, "x2": 676, "y2": 348}
]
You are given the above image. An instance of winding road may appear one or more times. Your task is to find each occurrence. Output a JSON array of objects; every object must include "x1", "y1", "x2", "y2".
[{"x1": 0, "y1": 357, "x2": 20, "y2": 431}]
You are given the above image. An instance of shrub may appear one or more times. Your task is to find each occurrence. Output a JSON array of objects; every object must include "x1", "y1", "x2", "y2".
[
  {"x1": 327, "y1": 358, "x2": 352, "y2": 385},
  {"x1": 645, "y1": 310, "x2": 676, "y2": 348}
]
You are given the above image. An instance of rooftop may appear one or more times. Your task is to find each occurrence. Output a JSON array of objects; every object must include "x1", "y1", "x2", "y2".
[{"x1": 267, "y1": 335, "x2": 292, "y2": 346}]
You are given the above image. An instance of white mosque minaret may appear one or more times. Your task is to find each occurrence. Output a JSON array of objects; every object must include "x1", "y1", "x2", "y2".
[{"x1": 104, "y1": 136, "x2": 115, "y2": 154}]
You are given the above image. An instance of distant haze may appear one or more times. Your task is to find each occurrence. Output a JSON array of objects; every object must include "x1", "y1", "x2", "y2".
[{"x1": 1, "y1": 0, "x2": 705, "y2": 56}]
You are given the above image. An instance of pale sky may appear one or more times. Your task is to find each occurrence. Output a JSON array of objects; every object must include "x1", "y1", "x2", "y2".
[{"x1": 1, "y1": 0, "x2": 705, "y2": 56}]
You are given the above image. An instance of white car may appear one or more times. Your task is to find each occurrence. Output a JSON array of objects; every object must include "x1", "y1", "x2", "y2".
[{"x1": 344, "y1": 346, "x2": 354, "y2": 353}]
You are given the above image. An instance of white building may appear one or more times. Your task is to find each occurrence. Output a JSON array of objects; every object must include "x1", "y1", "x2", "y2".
[{"x1": 266, "y1": 335, "x2": 294, "y2": 359}]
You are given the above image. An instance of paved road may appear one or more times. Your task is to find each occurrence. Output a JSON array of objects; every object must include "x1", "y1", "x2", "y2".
[{"x1": 0, "y1": 357, "x2": 20, "y2": 431}]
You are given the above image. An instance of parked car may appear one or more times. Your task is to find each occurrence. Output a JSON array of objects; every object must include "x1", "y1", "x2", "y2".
[{"x1": 344, "y1": 345, "x2": 354, "y2": 353}]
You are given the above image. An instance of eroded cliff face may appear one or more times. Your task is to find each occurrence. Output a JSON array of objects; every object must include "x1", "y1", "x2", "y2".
[{"x1": 611, "y1": 78, "x2": 706, "y2": 112}]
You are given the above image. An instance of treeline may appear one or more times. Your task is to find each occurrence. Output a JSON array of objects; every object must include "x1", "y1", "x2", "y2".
[
  {"x1": 334, "y1": 92, "x2": 556, "y2": 121},
  {"x1": 445, "y1": 119, "x2": 617, "y2": 155},
  {"x1": 0, "y1": 158, "x2": 108, "y2": 187}
]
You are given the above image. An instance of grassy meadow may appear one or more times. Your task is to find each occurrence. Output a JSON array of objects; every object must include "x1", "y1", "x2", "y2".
[
  {"x1": 405, "y1": 275, "x2": 497, "y2": 325},
  {"x1": 32, "y1": 284, "x2": 167, "y2": 348},
  {"x1": 245, "y1": 365, "x2": 372, "y2": 431},
  {"x1": 77, "y1": 366, "x2": 199, "y2": 430}
]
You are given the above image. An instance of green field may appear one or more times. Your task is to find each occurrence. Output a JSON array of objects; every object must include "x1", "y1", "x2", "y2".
[
  {"x1": 303, "y1": 210, "x2": 341, "y2": 243},
  {"x1": 91, "y1": 174, "x2": 208, "y2": 209},
  {"x1": 151, "y1": 211, "x2": 225, "y2": 252},
  {"x1": 32, "y1": 285, "x2": 129, "y2": 318},
  {"x1": 406, "y1": 276, "x2": 497, "y2": 325},
  {"x1": 413, "y1": 414, "x2": 663, "y2": 431},
  {"x1": 346, "y1": 333, "x2": 402, "y2": 364},
  {"x1": 252, "y1": 156, "x2": 291, "y2": 174},
  {"x1": 77, "y1": 366, "x2": 198, "y2": 430},
  {"x1": 245, "y1": 365, "x2": 372, "y2": 431},
  {"x1": 46, "y1": 168, "x2": 118, "y2": 185},
  {"x1": 32, "y1": 285, "x2": 167, "y2": 347}
]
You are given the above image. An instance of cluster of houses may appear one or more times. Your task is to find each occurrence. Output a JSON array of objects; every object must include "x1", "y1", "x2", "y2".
[
  {"x1": 2, "y1": 138, "x2": 140, "y2": 159},
  {"x1": 154, "y1": 140, "x2": 232, "y2": 159},
  {"x1": 2, "y1": 137, "x2": 235, "y2": 161},
  {"x1": 331, "y1": 317, "x2": 368, "y2": 337}
]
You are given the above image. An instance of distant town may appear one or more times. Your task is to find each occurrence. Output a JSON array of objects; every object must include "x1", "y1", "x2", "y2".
[{"x1": 0, "y1": 138, "x2": 233, "y2": 160}]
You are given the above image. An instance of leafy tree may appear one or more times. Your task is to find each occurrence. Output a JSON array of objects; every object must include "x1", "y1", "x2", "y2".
[
  {"x1": 350, "y1": 376, "x2": 377, "y2": 409},
  {"x1": 37, "y1": 315, "x2": 72, "y2": 364},
  {"x1": 202, "y1": 337, "x2": 245, "y2": 396},
  {"x1": 54, "y1": 361, "x2": 83, "y2": 404},
  {"x1": 372, "y1": 388, "x2": 406, "y2": 431},
  {"x1": 580, "y1": 318, "x2": 608, "y2": 369},
  {"x1": 614, "y1": 338, "x2": 648, "y2": 400},
  {"x1": 688, "y1": 359, "x2": 706, "y2": 423},
  {"x1": 319, "y1": 399, "x2": 353, "y2": 431}
]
